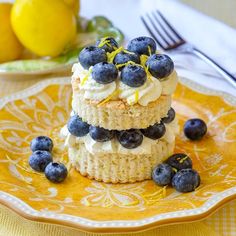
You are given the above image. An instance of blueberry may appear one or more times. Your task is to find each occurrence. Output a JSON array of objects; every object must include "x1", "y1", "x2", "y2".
[
  {"x1": 29, "y1": 150, "x2": 52, "y2": 172},
  {"x1": 67, "y1": 115, "x2": 90, "y2": 137},
  {"x1": 172, "y1": 169, "x2": 200, "y2": 193},
  {"x1": 184, "y1": 119, "x2": 207, "y2": 140},
  {"x1": 89, "y1": 126, "x2": 114, "y2": 142},
  {"x1": 116, "y1": 129, "x2": 143, "y2": 149},
  {"x1": 162, "y1": 108, "x2": 175, "y2": 124},
  {"x1": 127, "y1": 36, "x2": 156, "y2": 55},
  {"x1": 45, "y1": 162, "x2": 68, "y2": 183},
  {"x1": 146, "y1": 54, "x2": 174, "y2": 79},
  {"x1": 78, "y1": 46, "x2": 107, "y2": 69},
  {"x1": 152, "y1": 163, "x2": 175, "y2": 186},
  {"x1": 113, "y1": 51, "x2": 140, "y2": 69},
  {"x1": 141, "y1": 121, "x2": 166, "y2": 140},
  {"x1": 121, "y1": 65, "x2": 147, "y2": 87},
  {"x1": 96, "y1": 37, "x2": 118, "y2": 53},
  {"x1": 91, "y1": 62, "x2": 118, "y2": 84},
  {"x1": 165, "y1": 153, "x2": 192, "y2": 171},
  {"x1": 30, "y1": 136, "x2": 53, "y2": 152}
]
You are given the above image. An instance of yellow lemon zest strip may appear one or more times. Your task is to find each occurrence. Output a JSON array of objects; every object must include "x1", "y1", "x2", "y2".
[
  {"x1": 97, "y1": 89, "x2": 120, "y2": 107},
  {"x1": 80, "y1": 67, "x2": 92, "y2": 86},
  {"x1": 172, "y1": 167, "x2": 178, "y2": 173},
  {"x1": 134, "y1": 90, "x2": 139, "y2": 104},
  {"x1": 107, "y1": 46, "x2": 124, "y2": 63},
  {"x1": 123, "y1": 49, "x2": 135, "y2": 54},
  {"x1": 179, "y1": 155, "x2": 189, "y2": 163},
  {"x1": 115, "y1": 60, "x2": 137, "y2": 69},
  {"x1": 148, "y1": 46, "x2": 152, "y2": 56},
  {"x1": 97, "y1": 37, "x2": 110, "y2": 48}
]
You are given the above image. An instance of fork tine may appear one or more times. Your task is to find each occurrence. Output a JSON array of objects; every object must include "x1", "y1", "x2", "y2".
[
  {"x1": 152, "y1": 12, "x2": 176, "y2": 44},
  {"x1": 140, "y1": 16, "x2": 165, "y2": 49},
  {"x1": 146, "y1": 14, "x2": 171, "y2": 46},
  {"x1": 156, "y1": 10, "x2": 185, "y2": 42}
]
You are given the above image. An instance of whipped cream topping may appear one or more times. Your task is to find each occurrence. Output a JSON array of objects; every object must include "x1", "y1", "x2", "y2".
[
  {"x1": 119, "y1": 77, "x2": 162, "y2": 106},
  {"x1": 161, "y1": 70, "x2": 178, "y2": 95},
  {"x1": 72, "y1": 62, "x2": 178, "y2": 106},
  {"x1": 60, "y1": 118, "x2": 179, "y2": 155},
  {"x1": 72, "y1": 63, "x2": 116, "y2": 100}
]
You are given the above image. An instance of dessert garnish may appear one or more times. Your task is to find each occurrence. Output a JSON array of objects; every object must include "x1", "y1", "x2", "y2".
[
  {"x1": 89, "y1": 126, "x2": 115, "y2": 142},
  {"x1": 184, "y1": 118, "x2": 207, "y2": 140},
  {"x1": 96, "y1": 37, "x2": 118, "y2": 53},
  {"x1": 30, "y1": 136, "x2": 53, "y2": 152},
  {"x1": 146, "y1": 54, "x2": 174, "y2": 79},
  {"x1": 91, "y1": 62, "x2": 118, "y2": 84},
  {"x1": 141, "y1": 121, "x2": 166, "y2": 140},
  {"x1": 127, "y1": 36, "x2": 156, "y2": 55},
  {"x1": 29, "y1": 150, "x2": 52, "y2": 172},
  {"x1": 152, "y1": 153, "x2": 200, "y2": 193},
  {"x1": 172, "y1": 169, "x2": 200, "y2": 193},
  {"x1": 28, "y1": 136, "x2": 68, "y2": 183},
  {"x1": 152, "y1": 163, "x2": 175, "y2": 186},
  {"x1": 120, "y1": 64, "x2": 147, "y2": 87},
  {"x1": 45, "y1": 162, "x2": 68, "y2": 183},
  {"x1": 116, "y1": 129, "x2": 143, "y2": 149},
  {"x1": 67, "y1": 115, "x2": 90, "y2": 137},
  {"x1": 78, "y1": 46, "x2": 107, "y2": 69},
  {"x1": 165, "y1": 153, "x2": 192, "y2": 171},
  {"x1": 162, "y1": 107, "x2": 175, "y2": 124}
]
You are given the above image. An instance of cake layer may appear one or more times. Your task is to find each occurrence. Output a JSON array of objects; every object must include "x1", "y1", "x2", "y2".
[
  {"x1": 72, "y1": 91, "x2": 171, "y2": 130},
  {"x1": 68, "y1": 139, "x2": 175, "y2": 183}
]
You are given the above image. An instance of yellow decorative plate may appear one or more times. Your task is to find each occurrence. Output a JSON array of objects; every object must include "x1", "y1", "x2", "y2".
[{"x1": 0, "y1": 77, "x2": 236, "y2": 233}]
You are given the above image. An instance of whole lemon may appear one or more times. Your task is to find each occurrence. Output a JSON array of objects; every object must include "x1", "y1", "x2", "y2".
[
  {"x1": 0, "y1": 3, "x2": 23, "y2": 63},
  {"x1": 64, "y1": 0, "x2": 80, "y2": 15},
  {"x1": 11, "y1": 0, "x2": 77, "y2": 57}
]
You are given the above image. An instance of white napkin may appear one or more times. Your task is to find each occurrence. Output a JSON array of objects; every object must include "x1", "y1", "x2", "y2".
[{"x1": 81, "y1": 0, "x2": 236, "y2": 95}]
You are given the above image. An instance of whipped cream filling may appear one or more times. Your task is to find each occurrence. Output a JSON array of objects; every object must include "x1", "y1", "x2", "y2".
[
  {"x1": 72, "y1": 63, "x2": 178, "y2": 106},
  {"x1": 60, "y1": 118, "x2": 179, "y2": 155}
]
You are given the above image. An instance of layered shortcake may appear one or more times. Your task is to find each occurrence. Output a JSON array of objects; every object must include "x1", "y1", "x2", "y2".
[{"x1": 61, "y1": 36, "x2": 179, "y2": 183}]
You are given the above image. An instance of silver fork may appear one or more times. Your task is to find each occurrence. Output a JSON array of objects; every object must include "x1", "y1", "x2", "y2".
[{"x1": 141, "y1": 11, "x2": 236, "y2": 89}]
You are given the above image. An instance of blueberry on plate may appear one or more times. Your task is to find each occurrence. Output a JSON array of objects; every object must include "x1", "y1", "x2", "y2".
[
  {"x1": 146, "y1": 54, "x2": 174, "y2": 79},
  {"x1": 116, "y1": 129, "x2": 143, "y2": 149},
  {"x1": 172, "y1": 169, "x2": 201, "y2": 193},
  {"x1": 184, "y1": 118, "x2": 207, "y2": 140},
  {"x1": 152, "y1": 163, "x2": 175, "y2": 186},
  {"x1": 113, "y1": 50, "x2": 140, "y2": 69},
  {"x1": 127, "y1": 36, "x2": 156, "y2": 55},
  {"x1": 96, "y1": 37, "x2": 118, "y2": 53},
  {"x1": 121, "y1": 65, "x2": 147, "y2": 87},
  {"x1": 30, "y1": 136, "x2": 53, "y2": 152},
  {"x1": 45, "y1": 162, "x2": 68, "y2": 183},
  {"x1": 29, "y1": 150, "x2": 52, "y2": 172},
  {"x1": 67, "y1": 115, "x2": 90, "y2": 137},
  {"x1": 141, "y1": 121, "x2": 166, "y2": 140},
  {"x1": 89, "y1": 126, "x2": 115, "y2": 142},
  {"x1": 78, "y1": 46, "x2": 107, "y2": 69},
  {"x1": 162, "y1": 108, "x2": 175, "y2": 124},
  {"x1": 165, "y1": 153, "x2": 192, "y2": 171},
  {"x1": 92, "y1": 62, "x2": 118, "y2": 84}
]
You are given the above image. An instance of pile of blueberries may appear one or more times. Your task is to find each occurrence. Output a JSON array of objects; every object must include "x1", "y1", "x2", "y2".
[
  {"x1": 78, "y1": 36, "x2": 174, "y2": 87},
  {"x1": 67, "y1": 108, "x2": 175, "y2": 149},
  {"x1": 152, "y1": 118, "x2": 207, "y2": 192},
  {"x1": 29, "y1": 136, "x2": 68, "y2": 183}
]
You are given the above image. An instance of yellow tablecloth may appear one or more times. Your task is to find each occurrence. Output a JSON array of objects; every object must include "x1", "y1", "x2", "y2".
[{"x1": 0, "y1": 77, "x2": 235, "y2": 236}]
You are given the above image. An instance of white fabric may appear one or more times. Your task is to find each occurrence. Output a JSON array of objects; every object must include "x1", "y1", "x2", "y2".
[{"x1": 81, "y1": 0, "x2": 236, "y2": 95}]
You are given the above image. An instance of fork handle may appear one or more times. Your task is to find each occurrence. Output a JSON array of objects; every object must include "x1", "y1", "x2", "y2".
[{"x1": 192, "y1": 48, "x2": 236, "y2": 89}]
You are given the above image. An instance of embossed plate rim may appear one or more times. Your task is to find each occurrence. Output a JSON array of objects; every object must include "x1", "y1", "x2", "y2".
[{"x1": 0, "y1": 76, "x2": 236, "y2": 233}]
